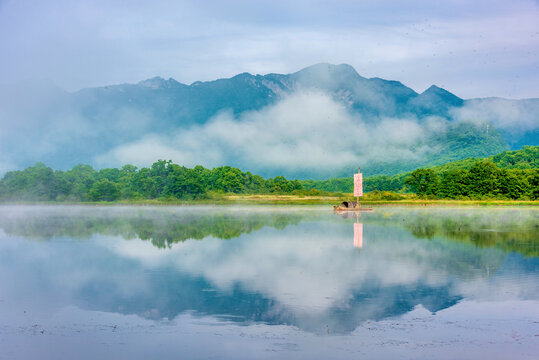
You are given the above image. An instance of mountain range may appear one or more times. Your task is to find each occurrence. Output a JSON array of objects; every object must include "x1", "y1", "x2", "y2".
[{"x1": 1, "y1": 63, "x2": 537, "y2": 178}]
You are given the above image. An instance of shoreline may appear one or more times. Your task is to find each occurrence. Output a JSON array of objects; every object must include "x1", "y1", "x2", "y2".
[{"x1": 1, "y1": 195, "x2": 538, "y2": 207}]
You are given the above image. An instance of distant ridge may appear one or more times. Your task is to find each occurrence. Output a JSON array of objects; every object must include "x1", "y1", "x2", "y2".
[{"x1": 0, "y1": 63, "x2": 537, "y2": 178}]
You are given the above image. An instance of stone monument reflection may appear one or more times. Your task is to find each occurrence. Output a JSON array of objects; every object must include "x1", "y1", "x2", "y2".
[
  {"x1": 336, "y1": 212, "x2": 364, "y2": 253},
  {"x1": 354, "y1": 221, "x2": 363, "y2": 252}
]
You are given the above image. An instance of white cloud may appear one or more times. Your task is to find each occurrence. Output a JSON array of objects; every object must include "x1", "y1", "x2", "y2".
[
  {"x1": 99, "y1": 207, "x2": 534, "y2": 317},
  {"x1": 103, "y1": 222, "x2": 449, "y2": 315},
  {"x1": 97, "y1": 91, "x2": 433, "y2": 175},
  {"x1": 452, "y1": 98, "x2": 539, "y2": 133},
  {"x1": 2, "y1": 206, "x2": 536, "y2": 327}
]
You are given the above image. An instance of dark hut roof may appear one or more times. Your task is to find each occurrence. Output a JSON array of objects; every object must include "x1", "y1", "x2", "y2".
[{"x1": 341, "y1": 201, "x2": 358, "y2": 208}]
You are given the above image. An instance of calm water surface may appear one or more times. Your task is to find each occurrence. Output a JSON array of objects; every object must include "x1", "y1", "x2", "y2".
[{"x1": 0, "y1": 205, "x2": 537, "y2": 359}]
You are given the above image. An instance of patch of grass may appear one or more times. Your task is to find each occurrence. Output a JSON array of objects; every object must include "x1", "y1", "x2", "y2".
[{"x1": 1, "y1": 192, "x2": 537, "y2": 207}]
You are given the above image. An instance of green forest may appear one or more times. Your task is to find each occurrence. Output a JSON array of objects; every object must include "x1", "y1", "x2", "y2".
[
  {"x1": 0, "y1": 146, "x2": 537, "y2": 202},
  {"x1": 301, "y1": 146, "x2": 539, "y2": 200},
  {"x1": 0, "y1": 160, "x2": 303, "y2": 201}
]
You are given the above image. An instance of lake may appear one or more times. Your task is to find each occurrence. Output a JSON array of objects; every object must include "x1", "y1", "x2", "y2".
[{"x1": 0, "y1": 205, "x2": 537, "y2": 359}]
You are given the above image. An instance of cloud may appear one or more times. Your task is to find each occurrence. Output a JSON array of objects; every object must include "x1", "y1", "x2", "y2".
[
  {"x1": 451, "y1": 98, "x2": 539, "y2": 133},
  {"x1": 0, "y1": 158, "x2": 16, "y2": 175},
  {"x1": 96, "y1": 91, "x2": 433, "y2": 176},
  {"x1": 1, "y1": 205, "x2": 535, "y2": 331},
  {"x1": 98, "y1": 208, "x2": 526, "y2": 318},
  {"x1": 99, "y1": 220, "x2": 446, "y2": 316},
  {"x1": 96, "y1": 134, "x2": 206, "y2": 168}
]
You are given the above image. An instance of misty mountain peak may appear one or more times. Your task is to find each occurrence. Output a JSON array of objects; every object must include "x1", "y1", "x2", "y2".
[
  {"x1": 420, "y1": 84, "x2": 463, "y2": 106},
  {"x1": 233, "y1": 72, "x2": 255, "y2": 79},
  {"x1": 3, "y1": 63, "x2": 536, "y2": 178},
  {"x1": 423, "y1": 84, "x2": 445, "y2": 94},
  {"x1": 294, "y1": 63, "x2": 362, "y2": 79},
  {"x1": 423, "y1": 84, "x2": 458, "y2": 98},
  {"x1": 138, "y1": 76, "x2": 183, "y2": 89},
  {"x1": 289, "y1": 63, "x2": 366, "y2": 94}
]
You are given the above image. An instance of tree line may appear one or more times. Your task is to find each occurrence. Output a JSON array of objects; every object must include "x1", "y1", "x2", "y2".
[
  {"x1": 404, "y1": 161, "x2": 539, "y2": 199},
  {"x1": 1, "y1": 146, "x2": 537, "y2": 202},
  {"x1": 300, "y1": 175, "x2": 406, "y2": 194},
  {"x1": 301, "y1": 146, "x2": 539, "y2": 199},
  {"x1": 0, "y1": 160, "x2": 303, "y2": 201},
  {"x1": 318, "y1": 160, "x2": 538, "y2": 200}
]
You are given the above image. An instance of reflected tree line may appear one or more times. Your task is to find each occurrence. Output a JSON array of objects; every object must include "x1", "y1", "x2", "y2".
[
  {"x1": 0, "y1": 207, "x2": 536, "y2": 256},
  {"x1": 0, "y1": 208, "x2": 305, "y2": 248},
  {"x1": 1, "y1": 207, "x2": 536, "y2": 333},
  {"x1": 360, "y1": 209, "x2": 539, "y2": 257}
]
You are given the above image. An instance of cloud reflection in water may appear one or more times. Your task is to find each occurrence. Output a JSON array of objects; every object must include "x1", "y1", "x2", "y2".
[{"x1": 0, "y1": 205, "x2": 536, "y2": 334}]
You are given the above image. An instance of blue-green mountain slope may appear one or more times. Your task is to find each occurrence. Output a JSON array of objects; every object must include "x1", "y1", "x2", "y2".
[{"x1": 0, "y1": 63, "x2": 536, "y2": 178}]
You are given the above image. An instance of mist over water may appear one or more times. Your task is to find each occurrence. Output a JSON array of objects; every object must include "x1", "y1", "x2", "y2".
[
  {"x1": 0, "y1": 205, "x2": 537, "y2": 359},
  {"x1": 1, "y1": 1, "x2": 538, "y2": 358}
]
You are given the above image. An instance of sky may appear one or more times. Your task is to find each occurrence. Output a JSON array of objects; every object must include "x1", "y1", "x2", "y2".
[{"x1": 1, "y1": 0, "x2": 538, "y2": 99}]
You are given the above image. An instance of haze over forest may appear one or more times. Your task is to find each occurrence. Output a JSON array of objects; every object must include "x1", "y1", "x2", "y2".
[
  {"x1": 1, "y1": 63, "x2": 538, "y2": 179},
  {"x1": 1, "y1": 0, "x2": 538, "y2": 179}
]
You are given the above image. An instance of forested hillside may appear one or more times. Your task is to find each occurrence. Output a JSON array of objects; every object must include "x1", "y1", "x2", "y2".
[
  {"x1": 1, "y1": 146, "x2": 537, "y2": 202},
  {"x1": 0, "y1": 161, "x2": 302, "y2": 202},
  {"x1": 301, "y1": 146, "x2": 539, "y2": 199},
  {"x1": 3, "y1": 63, "x2": 534, "y2": 179}
]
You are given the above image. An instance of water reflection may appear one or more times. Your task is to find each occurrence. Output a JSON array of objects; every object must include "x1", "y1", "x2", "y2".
[
  {"x1": 353, "y1": 222, "x2": 363, "y2": 252},
  {"x1": 0, "y1": 205, "x2": 305, "y2": 246},
  {"x1": 0, "y1": 205, "x2": 537, "y2": 334},
  {"x1": 336, "y1": 212, "x2": 364, "y2": 252}
]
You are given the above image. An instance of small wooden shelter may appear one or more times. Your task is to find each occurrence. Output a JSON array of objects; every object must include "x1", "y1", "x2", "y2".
[{"x1": 340, "y1": 201, "x2": 358, "y2": 209}]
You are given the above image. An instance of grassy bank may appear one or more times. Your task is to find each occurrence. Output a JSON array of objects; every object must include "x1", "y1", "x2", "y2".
[
  {"x1": 2, "y1": 193, "x2": 538, "y2": 206},
  {"x1": 218, "y1": 195, "x2": 539, "y2": 206}
]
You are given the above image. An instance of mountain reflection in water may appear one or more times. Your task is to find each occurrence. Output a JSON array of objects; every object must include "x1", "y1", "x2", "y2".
[{"x1": 0, "y1": 205, "x2": 537, "y2": 334}]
